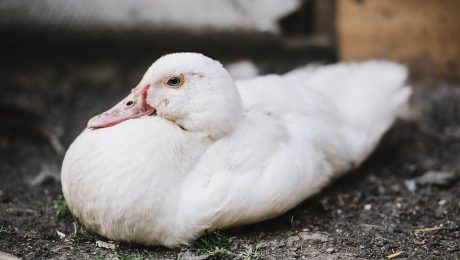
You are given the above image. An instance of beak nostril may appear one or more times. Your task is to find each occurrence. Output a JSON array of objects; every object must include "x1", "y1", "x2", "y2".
[{"x1": 125, "y1": 100, "x2": 135, "y2": 107}]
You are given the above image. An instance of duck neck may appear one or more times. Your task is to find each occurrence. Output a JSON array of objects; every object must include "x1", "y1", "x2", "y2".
[
  {"x1": 175, "y1": 97, "x2": 243, "y2": 140},
  {"x1": 178, "y1": 110, "x2": 242, "y2": 140}
]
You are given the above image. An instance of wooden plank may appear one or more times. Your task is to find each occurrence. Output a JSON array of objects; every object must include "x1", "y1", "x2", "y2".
[{"x1": 336, "y1": 0, "x2": 460, "y2": 82}]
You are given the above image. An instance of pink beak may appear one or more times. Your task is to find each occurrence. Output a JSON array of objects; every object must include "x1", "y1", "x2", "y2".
[{"x1": 87, "y1": 84, "x2": 156, "y2": 129}]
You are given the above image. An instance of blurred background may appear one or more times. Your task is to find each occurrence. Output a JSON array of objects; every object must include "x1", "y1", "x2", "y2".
[
  {"x1": 1, "y1": 0, "x2": 459, "y2": 154},
  {"x1": 0, "y1": 0, "x2": 459, "y2": 258}
]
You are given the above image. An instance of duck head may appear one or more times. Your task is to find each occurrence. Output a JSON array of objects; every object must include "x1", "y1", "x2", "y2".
[{"x1": 88, "y1": 53, "x2": 243, "y2": 138}]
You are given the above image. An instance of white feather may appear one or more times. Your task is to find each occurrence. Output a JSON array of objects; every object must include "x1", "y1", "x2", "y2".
[{"x1": 61, "y1": 53, "x2": 411, "y2": 247}]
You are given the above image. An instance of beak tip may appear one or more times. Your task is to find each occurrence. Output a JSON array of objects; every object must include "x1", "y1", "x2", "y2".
[{"x1": 86, "y1": 116, "x2": 100, "y2": 129}]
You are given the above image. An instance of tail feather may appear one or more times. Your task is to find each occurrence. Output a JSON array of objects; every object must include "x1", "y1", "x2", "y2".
[{"x1": 287, "y1": 60, "x2": 411, "y2": 170}]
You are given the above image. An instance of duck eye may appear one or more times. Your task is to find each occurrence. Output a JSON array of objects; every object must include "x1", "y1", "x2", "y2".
[{"x1": 166, "y1": 75, "x2": 184, "y2": 88}]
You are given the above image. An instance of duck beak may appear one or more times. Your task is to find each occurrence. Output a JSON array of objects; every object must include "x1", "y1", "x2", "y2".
[{"x1": 87, "y1": 84, "x2": 156, "y2": 129}]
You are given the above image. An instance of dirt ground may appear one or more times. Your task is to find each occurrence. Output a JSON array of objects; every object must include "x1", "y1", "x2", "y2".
[{"x1": 0, "y1": 50, "x2": 459, "y2": 259}]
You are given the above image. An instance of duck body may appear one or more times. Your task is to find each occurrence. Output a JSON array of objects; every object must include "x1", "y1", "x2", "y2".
[{"x1": 61, "y1": 53, "x2": 411, "y2": 247}]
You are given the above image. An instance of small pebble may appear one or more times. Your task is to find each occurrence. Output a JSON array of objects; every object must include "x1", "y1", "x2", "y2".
[
  {"x1": 326, "y1": 248, "x2": 335, "y2": 253},
  {"x1": 96, "y1": 240, "x2": 116, "y2": 250},
  {"x1": 438, "y1": 199, "x2": 447, "y2": 206},
  {"x1": 416, "y1": 171, "x2": 455, "y2": 185},
  {"x1": 364, "y1": 204, "x2": 372, "y2": 210},
  {"x1": 404, "y1": 180, "x2": 417, "y2": 192},
  {"x1": 56, "y1": 230, "x2": 66, "y2": 239}
]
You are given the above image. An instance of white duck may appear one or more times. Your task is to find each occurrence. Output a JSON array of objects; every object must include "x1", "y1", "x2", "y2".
[{"x1": 61, "y1": 53, "x2": 411, "y2": 247}]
